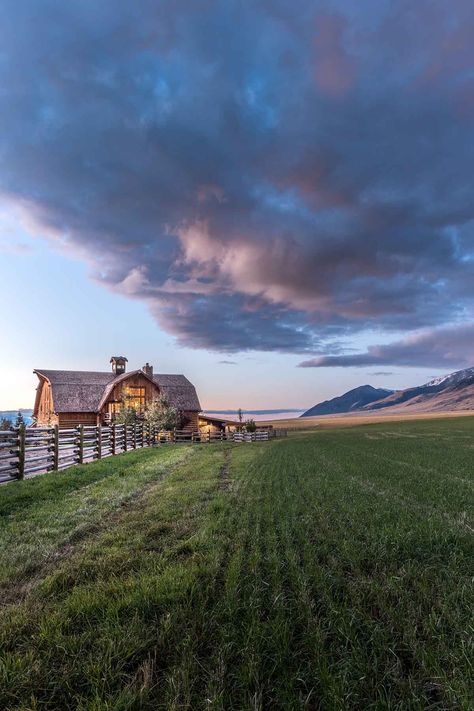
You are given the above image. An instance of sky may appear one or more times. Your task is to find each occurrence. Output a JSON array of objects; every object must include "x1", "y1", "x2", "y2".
[{"x1": 1, "y1": 0, "x2": 474, "y2": 411}]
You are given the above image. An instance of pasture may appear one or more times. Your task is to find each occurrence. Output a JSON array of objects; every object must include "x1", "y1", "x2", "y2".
[{"x1": 0, "y1": 418, "x2": 472, "y2": 709}]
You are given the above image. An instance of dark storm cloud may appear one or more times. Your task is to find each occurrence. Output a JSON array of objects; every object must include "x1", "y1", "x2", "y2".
[
  {"x1": 0, "y1": 0, "x2": 474, "y2": 358},
  {"x1": 298, "y1": 323, "x2": 474, "y2": 369}
]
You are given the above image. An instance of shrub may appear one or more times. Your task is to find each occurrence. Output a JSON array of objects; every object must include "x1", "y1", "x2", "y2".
[
  {"x1": 115, "y1": 407, "x2": 139, "y2": 425},
  {"x1": 0, "y1": 417, "x2": 12, "y2": 431},
  {"x1": 145, "y1": 394, "x2": 180, "y2": 431},
  {"x1": 244, "y1": 419, "x2": 257, "y2": 432}
]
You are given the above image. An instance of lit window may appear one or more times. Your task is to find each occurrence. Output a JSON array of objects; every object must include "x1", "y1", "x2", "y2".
[{"x1": 124, "y1": 386, "x2": 146, "y2": 412}]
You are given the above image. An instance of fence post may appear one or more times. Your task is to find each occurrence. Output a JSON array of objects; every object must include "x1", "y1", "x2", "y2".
[
  {"x1": 111, "y1": 423, "x2": 116, "y2": 455},
  {"x1": 78, "y1": 425, "x2": 84, "y2": 464},
  {"x1": 17, "y1": 424, "x2": 25, "y2": 480},
  {"x1": 124, "y1": 425, "x2": 128, "y2": 452},
  {"x1": 208, "y1": 430, "x2": 211, "y2": 444},
  {"x1": 53, "y1": 425, "x2": 59, "y2": 471},
  {"x1": 97, "y1": 425, "x2": 102, "y2": 460}
]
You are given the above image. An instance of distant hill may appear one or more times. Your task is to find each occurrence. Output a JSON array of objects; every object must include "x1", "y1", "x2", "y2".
[
  {"x1": 301, "y1": 385, "x2": 393, "y2": 417},
  {"x1": 0, "y1": 409, "x2": 33, "y2": 426},
  {"x1": 301, "y1": 367, "x2": 474, "y2": 419}
]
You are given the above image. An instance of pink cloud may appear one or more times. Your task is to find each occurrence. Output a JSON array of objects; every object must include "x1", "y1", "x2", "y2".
[{"x1": 313, "y1": 13, "x2": 356, "y2": 98}]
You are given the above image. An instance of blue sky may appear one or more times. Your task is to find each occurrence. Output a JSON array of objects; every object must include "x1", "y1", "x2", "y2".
[
  {"x1": 0, "y1": 222, "x2": 448, "y2": 410},
  {"x1": 1, "y1": 0, "x2": 473, "y2": 410}
]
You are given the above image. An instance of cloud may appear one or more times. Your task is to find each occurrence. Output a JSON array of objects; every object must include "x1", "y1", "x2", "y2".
[
  {"x1": 0, "y1": 1, "x2": 473, "y2": 353},
  {"x1": 218, "y1": 360, "x2": 237, "y2": 365},
  {"x1": 369, "y1": 371, "x2": 394, "y2": 377},
  {"x1": 298, "y1": 323, "x2": 474, "y2": 369}
]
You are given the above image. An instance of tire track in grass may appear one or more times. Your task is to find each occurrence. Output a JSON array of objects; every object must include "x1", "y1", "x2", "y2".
[
  {"x1": 219, "y1": 446, "x2": 232, "y2": 491},
  {"x1": 0, "y1": 446, "x2": 198, "y2": 606},
  {"x1": 0, "y1": 446, "x2": 230, "y2": 711}
]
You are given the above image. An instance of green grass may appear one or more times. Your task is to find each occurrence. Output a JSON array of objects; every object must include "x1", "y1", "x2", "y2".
[{"x1": 0, "y1": 419, "x2": 472, "y2": 710}]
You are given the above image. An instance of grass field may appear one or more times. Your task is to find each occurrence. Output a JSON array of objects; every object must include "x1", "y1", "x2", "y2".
[
  {"x1": 261, "y1": 409, "x2": 474, "y2": 430},
  {"x1": 0, "y1": 419, "x2": 472, "y2": 710}
]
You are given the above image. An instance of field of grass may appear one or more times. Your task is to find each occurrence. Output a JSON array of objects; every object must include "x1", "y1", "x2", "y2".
[
  {"x1": 261, "y1": 409, "x2": 474, "y2": 430},
  {"x1": 0, "y1": 418, "x2": 472, "y2": 709}
]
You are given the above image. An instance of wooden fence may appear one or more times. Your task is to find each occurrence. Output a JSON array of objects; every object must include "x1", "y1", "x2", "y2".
[{"x1": 0, "y1": 424, "x2": 287, "y2": 483}]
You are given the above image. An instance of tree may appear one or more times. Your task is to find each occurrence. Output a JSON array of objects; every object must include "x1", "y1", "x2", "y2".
[
  {"x1": 244, "y1": 418, "x2": 257, "y2": 432},
  {"x1": 0, "y1": 417, "x2": 12, "y2": 431},
  {"x1": 145, "y1": 394, "x2": 180, "y2": 431},
  {"x1": 15, "y1": 411, "x2": 25, "y2": 428},
  {"x1": 237, "y1": 408, "x2": 243, "y2": 423},
  {"x1": 114, "y1": 407, "x2": 138, "y2": 425}
]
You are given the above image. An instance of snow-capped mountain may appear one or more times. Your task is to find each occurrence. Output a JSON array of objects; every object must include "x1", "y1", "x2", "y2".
[
  {"x1": 301, "y1": 367, "x2": 474, "y2": 418},
  {"x1": 362, "y1": 366, "x2": 474, "y2": 413},
  {"x1": 425, "y1": 367, "x2": 474, "y2": 388}
]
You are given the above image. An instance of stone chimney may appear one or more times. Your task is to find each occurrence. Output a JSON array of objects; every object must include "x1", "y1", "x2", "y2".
[
  {"x1": 110, "y1": 356, "x2": 128, "y2": 375},
  {"x1": 142, "y1": 362, "x2": 153, "y2": 377}
]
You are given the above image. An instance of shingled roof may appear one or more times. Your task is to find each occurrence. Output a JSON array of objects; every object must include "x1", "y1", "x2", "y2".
[
  {"x1": 153, "y1": 374, "x2": 201, "y2": 412},
  {"x1": 34, "y1": 369, "x2": 201, "y2": 413}
]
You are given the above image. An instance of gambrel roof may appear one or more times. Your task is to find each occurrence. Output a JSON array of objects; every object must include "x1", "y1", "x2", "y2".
[
  {"x1": 153, "y1": 374, "x2": 201, "y2": 412},
  {"x1": 34, "y1": 369, "x2": 201, "y2": 413}
]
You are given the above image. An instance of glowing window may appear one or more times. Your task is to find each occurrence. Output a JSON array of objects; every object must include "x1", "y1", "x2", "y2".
[{"x1": 124, "y1": 386, "x2": 146, "y2": 412}]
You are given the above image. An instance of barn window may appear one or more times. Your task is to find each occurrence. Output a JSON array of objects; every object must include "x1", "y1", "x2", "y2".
[{"x1": 124, "y1": 386, "x2": 146, "y2": 412}]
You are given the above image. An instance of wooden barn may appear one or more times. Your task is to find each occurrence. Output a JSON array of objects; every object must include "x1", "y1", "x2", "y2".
[{"x1": 33, "y1": 356, "x2": 201, "y2": 430}]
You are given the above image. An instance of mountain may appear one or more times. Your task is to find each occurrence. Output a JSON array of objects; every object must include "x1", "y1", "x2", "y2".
[
  {"x1": 424, "y1": 367, "x2": 474, "y2": 388},
  {"x1": 361, "y1": 367, "x2": 474, "y2": 413},
  {"x1": 300, "y1": 367, "x2": 474, "y2": 418},
  {"x1": 301, "y1": 385, "x2": 394, "y2": 417}
]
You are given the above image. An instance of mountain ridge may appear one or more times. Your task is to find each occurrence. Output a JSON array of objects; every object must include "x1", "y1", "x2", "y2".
[
  {"x1": 301, "y1": 385, "x2": 394, "y2": 417},
  {"x1": 301, "y1": 367, "x2": 474, "y2": 418}
]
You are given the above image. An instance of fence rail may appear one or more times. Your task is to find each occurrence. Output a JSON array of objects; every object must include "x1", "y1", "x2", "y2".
[{"x1": 0, "y1": 425, "x2": 287, "y2": 483}]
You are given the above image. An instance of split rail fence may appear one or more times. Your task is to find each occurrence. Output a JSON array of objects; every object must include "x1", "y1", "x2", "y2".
[{"x1": 0, "y1": 424, "x2": 287, "y2": 484}]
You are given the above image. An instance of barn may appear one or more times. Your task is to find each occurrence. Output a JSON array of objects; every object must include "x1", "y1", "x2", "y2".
[{"x1": 33, "y1": 356, "x2": 201, "y2": 430}]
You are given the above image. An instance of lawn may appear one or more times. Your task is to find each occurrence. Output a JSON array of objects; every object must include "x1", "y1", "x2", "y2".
[{"x1": 0, "y1": 419, "x2": 472, "y2": 710}]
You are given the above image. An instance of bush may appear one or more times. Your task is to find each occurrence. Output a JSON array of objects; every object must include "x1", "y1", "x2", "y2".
[
  {"x1": 145, "y1": 395, "x2": 180, "y2": 431},
  {"x1": 244, "y1": 419, "x2": 257, "y2": 432},
  {"x1": 0, "y1": 417, "x2": 12, "y2": 431},
  {"x1": 115, "y1": 407, "x2": 138, "y2": 425}
]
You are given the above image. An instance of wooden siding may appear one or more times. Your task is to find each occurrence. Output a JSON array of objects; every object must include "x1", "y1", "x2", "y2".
[
  {"x1": 58, "y1": 412, "x2": 98, "y2": 427},
  {"x1": 35, "y1": 379, "x2": 58, "y2": 426},
  {"x1": 100, "y1": 372, "x2": 159, "y2": 421}
]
